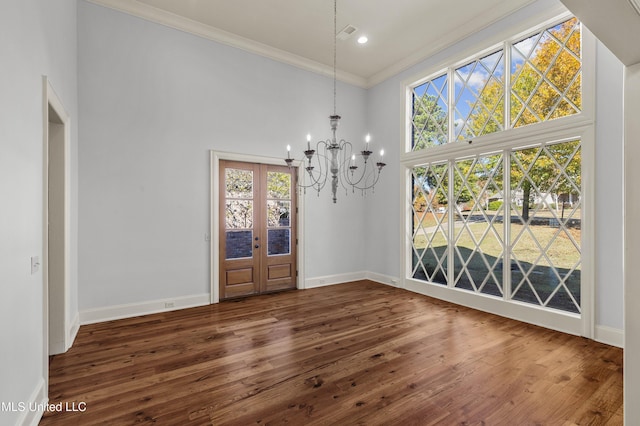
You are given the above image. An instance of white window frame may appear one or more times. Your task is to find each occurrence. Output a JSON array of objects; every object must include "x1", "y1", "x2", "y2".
[{"x1": 400, "y1": 13, "x2": 596, "y2": 338}]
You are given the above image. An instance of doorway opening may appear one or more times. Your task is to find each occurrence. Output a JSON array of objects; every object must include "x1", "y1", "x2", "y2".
[{"x1": 42, "y1": 77, "x2": 71, "y2": 393}]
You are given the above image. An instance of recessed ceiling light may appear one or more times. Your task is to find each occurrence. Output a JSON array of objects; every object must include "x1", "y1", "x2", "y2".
[{"x1": 357, "y1": 36, "x2": 368, "y2": 44}]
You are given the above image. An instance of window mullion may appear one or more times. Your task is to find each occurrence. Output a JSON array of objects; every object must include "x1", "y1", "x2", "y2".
[
  {"x1": 448, "y1": 67, "x2": 455, "y2": 144},
  {"x1": 503, "y1": 149, "x2": 511, "y2": 301},
  {"x1": 504, "y1": 41, "x2": 511, "y2": 131},
  {"x1": 447, "y1": 159, "x2": 455, "y2": 288}
]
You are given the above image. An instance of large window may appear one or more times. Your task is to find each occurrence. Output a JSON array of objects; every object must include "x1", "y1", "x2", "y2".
[
  {"x1": 411, "y1": 140, "x2": 582, "y2": 314},
  {"x1": 404, "y1": 16, "x2": 591, "y2": 330},
  {"x1": 411, "y1": 18, "x2": 582, "y2": 150}
]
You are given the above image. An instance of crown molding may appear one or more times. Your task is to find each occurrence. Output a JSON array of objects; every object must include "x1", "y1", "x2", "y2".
[
  {"x1": 84, "y1": 0, "x2": 567, "y2": 90},
  {"x1": 366, "y1": 0, "x2": 566, "y2": 88},
  {"x1": 85, "y1": 0, "x2": 368, "y2": 88}
]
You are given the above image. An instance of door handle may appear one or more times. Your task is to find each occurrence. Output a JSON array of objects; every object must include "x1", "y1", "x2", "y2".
[{"x1": 255, "y1": 244, "x2": 260, "y2": 249}]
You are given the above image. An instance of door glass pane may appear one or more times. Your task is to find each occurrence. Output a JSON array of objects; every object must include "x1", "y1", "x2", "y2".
[
  {"x1": 225, "y1": 167, "x2": 254, "y2": 259},
  {"x1": 411, "y1": 163, "x2": 449, "y2": 285},
  {"x1": 225, "y1": 168, "x2": 253, "y2": 198},
  {"x1": 452, "y1": 154, "x2": 504, "y2": 297},
  {"x1": 510, "y1": 140, "x2": 581, "y2": 313},
  {"x1": 266, "y1": 169, "x2": 293, "y2": 257},
  {"x1": 267, "y1": 172, "x2": 291, "y2": 199},
  {"x1": 267, "y1": 201, "x2": 290, "y2": 227},
  {"x1": 225, "y1": 230, "x2": 253, "y2": 259},
  {"x1": 268, "y1": 229, "x2": 290, "y2": 256},
  {"x1": 225, "y1": 200, "x2": 253, "y2": 229}
]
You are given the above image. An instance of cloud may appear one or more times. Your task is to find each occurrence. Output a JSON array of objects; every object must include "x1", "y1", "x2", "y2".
[
  {"x1": 513, "y1": 37, "x2": 537, "y2": 60},
  {"x1": 455, "y1": 67, "x2": 490, "y2": 91}
]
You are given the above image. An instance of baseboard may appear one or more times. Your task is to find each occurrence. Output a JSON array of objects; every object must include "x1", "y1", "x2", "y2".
[
  {"x1": 304, "y1": 271, "x2": 367, "y2": 289},
  {"x1": 49, "y1": 314, "x2": 80, "y2": 355},
  {"x1": 67, "y1": 312, "x2": 80, "y2": 351},
  {"x1": 17, "y1": 377, "x2": 47, "y2": 426},
  {"x1": 80, "y1": 294, "x2": 210, "y2": 325},
  {"x1": 594, "y1": 325, "x2": 624, "y2": 348},
  {"x1": 365, "y1": 271, "x2": 400, "y2": 287}
]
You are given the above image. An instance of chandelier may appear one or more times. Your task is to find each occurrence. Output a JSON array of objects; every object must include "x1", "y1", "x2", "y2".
[{"x1": 285, "y1": 0, "x2": 385, "y2": 203}]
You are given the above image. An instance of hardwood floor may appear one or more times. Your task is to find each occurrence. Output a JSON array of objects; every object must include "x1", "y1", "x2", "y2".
[{"x1": 41, "y1": 281, "x2": 623, "y2": 425}]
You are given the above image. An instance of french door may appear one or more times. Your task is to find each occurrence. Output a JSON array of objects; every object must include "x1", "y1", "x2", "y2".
[{"x1": 219, "y1": 160, "x2": 297, "y2": 299}]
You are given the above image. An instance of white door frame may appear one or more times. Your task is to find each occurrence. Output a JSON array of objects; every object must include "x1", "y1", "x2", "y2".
[
  {"x1": 42, "y1": 76, "x2": 71, "y2": 384},
  {"x1": 210, "y1": 151, "x2": 305, "y2": 304}
]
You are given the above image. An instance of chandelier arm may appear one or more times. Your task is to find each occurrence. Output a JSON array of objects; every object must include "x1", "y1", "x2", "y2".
[
  {"x1": 344, "y1": 166, "x2": 379, "y2": 190},
  {"x1": 339, "y1": 140, "x2": 380, "y2": 189},
  {"x1": 338, "y1": 141, "x2": 366, "y2": 188},
  {"x1": 295, "y1": 140, "x2": 332, "y2": 193},
  {"x1": 351, "y1": 168, "x2": 382, "y2": 191}
]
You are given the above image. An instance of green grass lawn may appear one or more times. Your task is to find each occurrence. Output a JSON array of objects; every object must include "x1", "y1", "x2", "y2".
[{"x1": 413, "y1": 210, "x2": 580, "y2": 269}]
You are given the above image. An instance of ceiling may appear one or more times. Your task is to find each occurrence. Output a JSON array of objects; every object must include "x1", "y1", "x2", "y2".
[
  {"x1": 88, "y1": 0, "x2": 538, "y2": 87},
  {"x1": 560, "y1": 0, "x2": 640, "y2": 66}
]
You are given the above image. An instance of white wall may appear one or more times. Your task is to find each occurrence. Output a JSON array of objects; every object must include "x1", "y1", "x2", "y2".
[
  {"x1": 77, "y1": 2, "x2": 368, "y2": 312},
  {"x1": 365, "y1": 0, "x2": 625, "y2": 337},
  {"x1": 594, "y1": 43, "x2": 625, "y2": 332},
  {"x1": 0, "y1": 1, "x2": 78, "y2": 425},
  {"x1": 624, "y1": 61, "x2": 640, "y2": 424}
]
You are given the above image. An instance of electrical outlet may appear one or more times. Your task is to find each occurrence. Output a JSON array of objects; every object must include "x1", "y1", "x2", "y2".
[
  {"x1": 164, "y1": 302, "x2": 175, "y2": 308},
  {"x1": 31, "y1": 256, "x2": 40, "y2": 275}
]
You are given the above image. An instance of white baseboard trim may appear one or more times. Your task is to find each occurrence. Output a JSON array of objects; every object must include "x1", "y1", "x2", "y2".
[
  {"x1": 67, "y1": 312, "x2": 80, "y2": 350},
  {"x1": 80, "y1": 294, "x2": 210, "y2": 325},
  {"x1": 365, "y1": 271, "x2": 401, "y2": 287},
  {"x1": 594, "y1": 325, "x2": 624, "y2": 348},
  {"x1": 304, "y1": 271, "x2": 367, "y2": 289},
  {"x1": 50, "y1": 313, "x2": 81, "y2": 355},
  {"x1": 18, "y1": 377, "x2": 47, "y2": 426},
  {"x1": 49, "y1": 339, "x2": 66, "y2": 356},
  {"x1": 403, "y1": 278, "x2": 584, "y2": 337}
]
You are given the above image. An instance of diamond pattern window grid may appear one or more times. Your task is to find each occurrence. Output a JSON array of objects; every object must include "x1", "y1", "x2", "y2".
[
  {"x1": 510, "y1": 18, "x2": 582, "y2": 128},
  {"x1": 409, "y1": 141, "x2": 581, "y2": 314},
  {"x1": 452, "y1": 155, "x2": 505, "y2": 297},
  {"x1": 454, "y1": 50, "x2": 505, "y2": 141},
  {"x1": 509, "y1": 140, "x2": 581, "y2": 313},
  {"x1": 411, "y1": 163, "x2": 449, "y2": 284},
  {"x1": 408, "y1": 19, "x2": 581, "y2": 153},
  {"x1": 411, "y1": 74, "x2": 449, "y2": 150}
]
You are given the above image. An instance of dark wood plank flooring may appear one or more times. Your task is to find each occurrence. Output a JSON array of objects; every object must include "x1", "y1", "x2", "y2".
[{"x1": 41, "y1": 280, "x2": 623, "y2": 425}]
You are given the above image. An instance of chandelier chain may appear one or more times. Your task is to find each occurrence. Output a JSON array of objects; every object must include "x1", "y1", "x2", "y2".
[{"x1": 333, "y1": 0, "x2": 337, "y2": 116}]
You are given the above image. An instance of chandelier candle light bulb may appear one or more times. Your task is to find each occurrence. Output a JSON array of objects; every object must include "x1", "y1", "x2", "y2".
[{"x1": 377, "y1": 149, "x2": 386, "y2": 171}]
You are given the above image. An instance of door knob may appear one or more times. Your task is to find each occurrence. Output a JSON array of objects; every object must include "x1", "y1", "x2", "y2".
[{"x1": 255, "y1": 244, "x2": 260, "y2": 249}]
